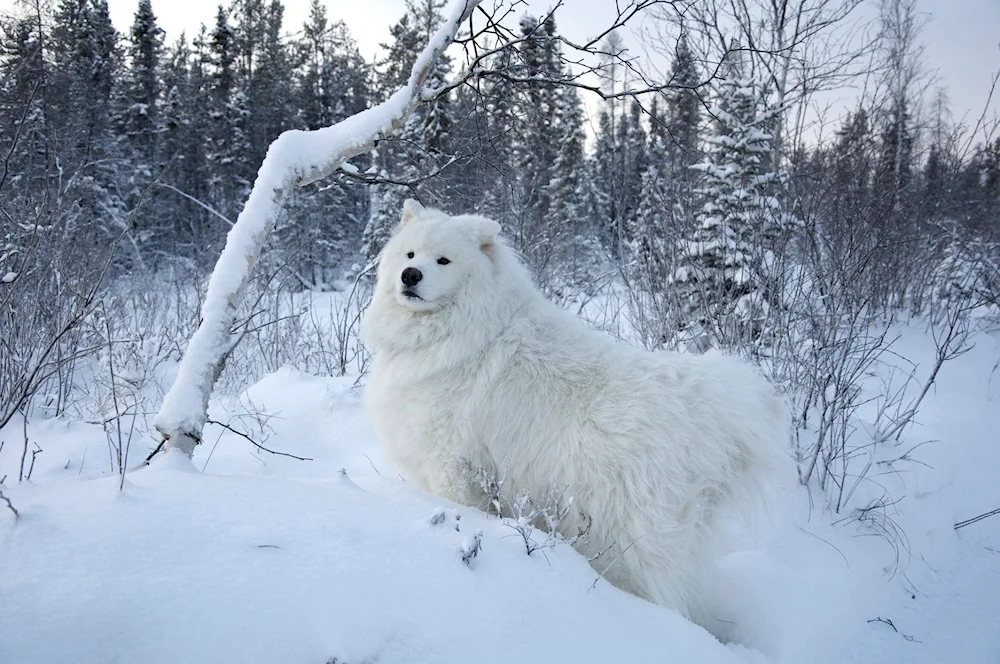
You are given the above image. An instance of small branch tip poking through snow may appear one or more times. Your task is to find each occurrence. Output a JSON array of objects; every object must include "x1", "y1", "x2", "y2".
[
  {"x1": 867, "y1": 617, "x2": 922, "y2": 643},
  {"x1": 460, "y1": 531, "x2": 483, "y2": 566},
  {"x1": 0, "y1": 487, "x2": 18, "y2": 521},
  {"x1": 336, "y1": 468, "x2": 364, "y2": 491}
]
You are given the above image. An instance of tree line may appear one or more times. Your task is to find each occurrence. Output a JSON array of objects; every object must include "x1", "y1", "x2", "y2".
[{"x1": 3, "y1": 1, "x2": 997, "y2": 298}]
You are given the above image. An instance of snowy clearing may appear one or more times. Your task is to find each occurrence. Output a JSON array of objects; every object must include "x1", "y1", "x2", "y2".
[{"x1": 2, "y1": 311, "x2": 998, "y2": 663}]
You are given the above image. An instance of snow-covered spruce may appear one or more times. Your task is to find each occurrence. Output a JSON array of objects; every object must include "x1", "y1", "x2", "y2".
[{"x1": 672, "y1": 73, "x2": 800, "y2": 353}]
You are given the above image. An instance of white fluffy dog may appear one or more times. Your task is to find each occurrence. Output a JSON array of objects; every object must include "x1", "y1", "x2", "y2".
[{"x1": 363, "y1": 200, "x2": 786, "y2": 620}]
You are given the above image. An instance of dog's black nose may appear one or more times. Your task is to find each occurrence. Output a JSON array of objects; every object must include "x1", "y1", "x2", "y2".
[{"x1": 401, "y1": 267, "x2": 423, "y2": 286}]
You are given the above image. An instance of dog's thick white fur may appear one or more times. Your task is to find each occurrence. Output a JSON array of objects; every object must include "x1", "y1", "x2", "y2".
[{"x1": 363, "y1": 200, "x2": 787, "y2": 620}]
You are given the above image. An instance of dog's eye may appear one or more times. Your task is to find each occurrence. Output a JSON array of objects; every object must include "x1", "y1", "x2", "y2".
[
  {"x1": 406, "y1": 251, "x2": 414, "y2": 259},
  {"x1": 437, "y1": 257, "x2": 451, "y2": 265}
]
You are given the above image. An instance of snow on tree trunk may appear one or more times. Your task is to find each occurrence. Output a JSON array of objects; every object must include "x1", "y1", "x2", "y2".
[{"x1": 153, "y1": 0, "x2": 481, "y2": 456}]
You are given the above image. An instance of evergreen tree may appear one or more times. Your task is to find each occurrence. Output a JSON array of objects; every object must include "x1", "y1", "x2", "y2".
[
  {"x1": 157, "y1": 33, "x2": 204, "y2": 255},
  {"x1": 512, "y1": 14, "x2": 564, "y2": 271},
  {"x1": 922, "y1": 142, "x2": 946, "y2": 222},
  {"x1": 876, "y1": 97, "x2": 914, "y2": 210},
  {"x1": 207, "y1": 6, "x2": 235, "y2": 104},
  {"x1": 376, "y1": 8, "x2": 426, "y2": 93},
  {"x1": 204, "y1": 6, "x2": 244, "y2": 220},
  {"x1": 545, "y1": 84, "x2": 593, "y2": 284},
  {"x1": 160, "y1": 35, "x2": 192, "y2": 170},
  {"x1": 622, "y1": 35, "x2": 702, "y2": 300},
  {"x1": 628, "y1": 98, "x2": 671, "y2": 284},
  {"x1": 588, "y1": 109, "x2": 616, "y2": 248},
  {"x1": 588, "y1": 95, "x2": 648, "y2": 260},
  {"x1": 868, "y1": 95, "x2": 919, "y2": 307},
  {"x1": 279, "y1": 2, "x2": 372, "y2": 286},
  {"x1": 665, "y1": 31, "x2": 701, "y2": 174},
  {"x1": 115, "y1": 0, "x2": 166, "y2": 254},
  {"x1": 963, "y1": 138, "x2": 1000, "y2": 241},
  {"x1": 238, "y1": 0, "x2": 294, "y2": 164},
  {"x1": 49, "y1": 0, "x2": 119, "y2": 157},
  {"x1": 361, "y1": 0, "x2": 453, "y2": 266},
  {"x1": 467, "y1": 45, "x2": 519, "y2": 226},
  {"x1": 228, "y1": 88, "x2": 254, "y2": 199},
  {"x1": 547, "y1": 85, "x2": 587, "y2": 239},
  {"x1": 0, "y1": 15, "x2": 48, "y2": 194},
  {"x1": 121, "y1": 0, "x2": 163, "y2": 163},
  {"x1": 672, "y1": 74, "x2": 794, "y2": 352},
  {"x1": 824, "y1": 107, "x2": 873, "y2": 255},
  {"x1": 170, "y1": 29, "x2": 225, "y2": 258},
  {"x1": 295, "y1": 0, "x2": 367, "y2": 129},
  {"x1": 610, "y1": 100, "x2": 647, "y2": 254},
  {"x1": 47, "y1": 0, "x2": 127, "y2": 261}
]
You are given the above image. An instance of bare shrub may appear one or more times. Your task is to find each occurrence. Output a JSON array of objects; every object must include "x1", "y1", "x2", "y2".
[
  {"x1": 0, "y1": 172, "x2": 158, "y2": 459},
  {"x1": 69, "y1": 269, "x2": 202, "y2": 475},
  {"x1": 215, "y1": 258, "x2": 373, "y2": 397},
  {"x1": 617, "y1": 193, "x2": 982, "y2": 528},
  {"x1": 476, "y1": 465, "x2": 590, "y2": 557}
]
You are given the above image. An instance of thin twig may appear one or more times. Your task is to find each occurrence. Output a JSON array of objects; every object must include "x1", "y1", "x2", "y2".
[
  {"x1": 588, "y1": 534, "x2": 649, "y2": 592},
  {"x1": 206, "y1": 418, "x2": 312, "y2": 461},
  {"x1": 0, "y1": 486, "x2": 18, "y2": 520},
  {"x1": 18, "y1": 411, "x2": 29, "y2": 482},
  {"x1": 867, "y1": 616, "x2": 897, "y2": 632},
  {"x1": 101, "y1": 302, "x2": 124, "y2": 474},
  {"x1": 153, "y1": 181, "x2": 235, "y2": 227},
  {"x1": 867, "y1": 616, "x2": 921, "y2": 643},
  {"x1": 363, "y1": 453, "x2": 381, "y2": 476},
  {"x1": 143, "y1": 440, "x2": 166, "y2": 465},
  {"x1": 955, "y1": 507, "x2": 1000, "y2": 530}
]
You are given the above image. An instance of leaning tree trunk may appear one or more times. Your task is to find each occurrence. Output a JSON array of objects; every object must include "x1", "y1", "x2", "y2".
[{"x1": 153, "y1": 0, "x2": 481, "y2": 456}]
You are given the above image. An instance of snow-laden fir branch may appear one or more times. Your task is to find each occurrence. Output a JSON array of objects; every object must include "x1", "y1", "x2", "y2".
[{"x1": 153, "y1": 0, "x2": 482, "y2": 457}]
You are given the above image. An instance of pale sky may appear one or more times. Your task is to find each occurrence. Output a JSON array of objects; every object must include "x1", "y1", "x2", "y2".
[{"x1": 919, "y1": 0, "x2": 1000, "y2": 127}]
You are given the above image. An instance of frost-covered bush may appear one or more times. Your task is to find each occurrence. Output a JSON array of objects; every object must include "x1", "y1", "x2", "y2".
[
  {"x1": 476, "y1": 466, "x2": 590, "y2": 556},
  {"x1": 928, "y1": 233, "x2": 1000, "y2": 321}
]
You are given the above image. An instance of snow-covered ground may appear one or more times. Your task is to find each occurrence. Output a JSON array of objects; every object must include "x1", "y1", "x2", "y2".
[{"x1": 2, "y1": 310, "x2": 998, "y2": 663}]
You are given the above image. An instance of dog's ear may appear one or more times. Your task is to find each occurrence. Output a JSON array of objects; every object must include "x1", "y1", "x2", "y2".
[
  {"x1": 470, "y1": 216, "x2": 501, "y2": 258},
  {"x1": 400, "y1": 198, "x2": 425, "y2": 226}
]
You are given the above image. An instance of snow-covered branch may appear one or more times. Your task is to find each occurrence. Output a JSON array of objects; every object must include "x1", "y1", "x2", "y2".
[{"x1": 153, "y1": 0, "x2": 482, "y2": 457}]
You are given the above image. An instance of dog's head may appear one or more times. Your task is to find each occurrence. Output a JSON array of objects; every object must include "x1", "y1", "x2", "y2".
[{"x1": 376, "y1": 199, "x2": 501, "y2": 313}]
